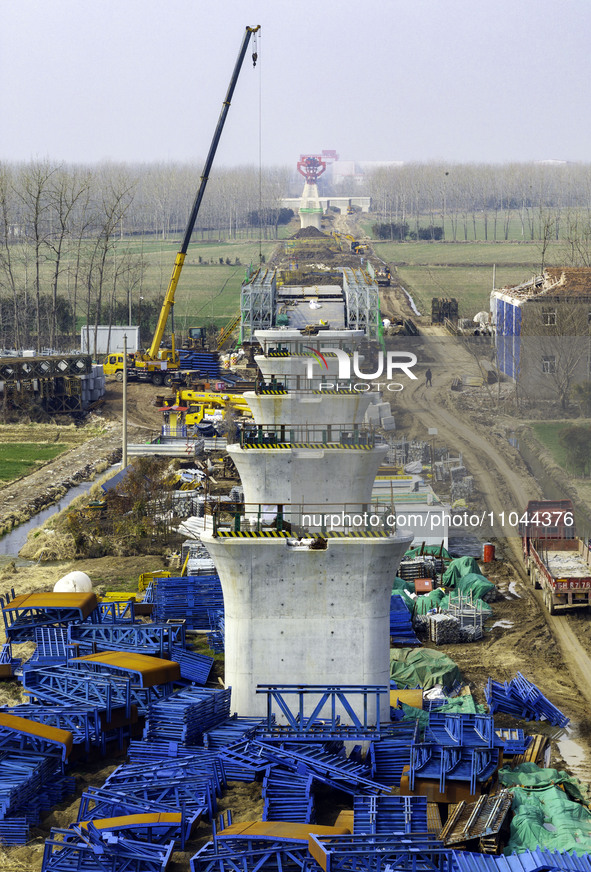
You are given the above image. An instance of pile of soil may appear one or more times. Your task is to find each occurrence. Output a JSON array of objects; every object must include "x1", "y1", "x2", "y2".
[{"x1": 291, "y1": 226, "x2": 327, "y2": 238}]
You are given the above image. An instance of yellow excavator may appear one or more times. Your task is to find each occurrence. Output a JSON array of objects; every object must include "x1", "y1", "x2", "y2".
[{"x1": 107, "y1": 26, "x2": 260, "y2": 388}]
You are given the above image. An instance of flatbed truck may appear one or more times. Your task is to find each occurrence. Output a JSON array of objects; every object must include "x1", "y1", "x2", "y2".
[{"x1": 521, "y1": 499, "x2": 591, "y2": 614}]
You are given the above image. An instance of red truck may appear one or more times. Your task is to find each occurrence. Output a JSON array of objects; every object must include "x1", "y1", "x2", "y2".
[{"x1": 520, "y1": 499, "x2": 591, "y2": 614}]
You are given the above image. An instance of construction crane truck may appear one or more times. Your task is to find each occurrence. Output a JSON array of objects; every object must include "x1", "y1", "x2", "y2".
[
  {"x1": 105, "y1": 25, "x2": 260, "y2": 387},
  {"x1": 520, "y1": 499, "x2": 591, "y2": 614}
]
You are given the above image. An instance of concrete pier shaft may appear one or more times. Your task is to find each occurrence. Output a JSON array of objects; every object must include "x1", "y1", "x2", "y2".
[
  {"x1": 227, "y1": 444, "x2": 388, "y2": 518},
  {"x1": 244, "y1": 390, "x2": 373, "y2": 427},
  {"x1": 201, "y1": 531, "x2": 413, "y2": 718}
]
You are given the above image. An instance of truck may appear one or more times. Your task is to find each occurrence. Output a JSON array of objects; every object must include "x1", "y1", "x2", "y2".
[
  {"x1": 102, "y1": 352, "x2": 198, "y2": 387},
  {"x1": 520, "y1": 499, "x2": 591, "y2": 614}
]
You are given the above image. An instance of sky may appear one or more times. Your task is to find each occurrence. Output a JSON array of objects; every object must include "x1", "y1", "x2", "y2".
[{"x1": 1, "y1": 0, "x2": 591, "y2": 169}]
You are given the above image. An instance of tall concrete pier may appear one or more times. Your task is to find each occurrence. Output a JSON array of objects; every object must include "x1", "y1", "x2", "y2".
[{"x1": 209, "y1": 327, "x2": 412, "y2": 718}]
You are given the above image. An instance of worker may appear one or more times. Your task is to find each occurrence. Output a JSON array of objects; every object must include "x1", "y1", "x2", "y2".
[{"x1": 425, "y1": 368, "x2": 432, "y2": 387}]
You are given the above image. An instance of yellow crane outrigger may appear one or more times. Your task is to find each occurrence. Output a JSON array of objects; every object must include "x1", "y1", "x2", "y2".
[{"x1": 133, "y1": 25, "x2": 261, "y2": 386}]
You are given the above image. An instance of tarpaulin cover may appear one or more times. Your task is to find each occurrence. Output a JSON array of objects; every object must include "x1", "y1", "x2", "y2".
[
  {"x1": 404, "y1": 544, "x2": 451, "y2": 561},
  {"x1": 412, "y1": 588, "x2": 446, "y2": 616},
  {"x1": 452, "y1": 572, "x2": 496, "y2": 600},
  {"x1": 498, "y1": 764, "x2": 591, "y2": 855},
  {"x1": 400, "y1": 693, "x2": 487, "y2": 732},
  {"x1": 499, "y1": 762, "x2": 591, "y2": 806},
  {"x1": 389, "y1": 648, "x2": 461, "y2": 691},
  {"x1": 392, "y1": 576, "x2": 415, "y2": 595},
  {"x1": 441, "y1": 556, "x2": 481, "y2": 587}
]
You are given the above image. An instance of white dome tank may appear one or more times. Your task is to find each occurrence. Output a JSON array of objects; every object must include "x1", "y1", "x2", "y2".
[{"x1": 53, "y1": 570, "x2": 92, "y2": 593}]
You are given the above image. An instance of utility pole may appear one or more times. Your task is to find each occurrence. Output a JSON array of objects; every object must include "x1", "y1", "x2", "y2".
[{"x1": 122, "y1": 334, "x2": 128, "y2": 469}]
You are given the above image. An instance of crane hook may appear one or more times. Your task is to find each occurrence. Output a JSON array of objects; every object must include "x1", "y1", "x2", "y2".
[{"x1": 252, "y1": 31, "x2": 258, "y2": 67}]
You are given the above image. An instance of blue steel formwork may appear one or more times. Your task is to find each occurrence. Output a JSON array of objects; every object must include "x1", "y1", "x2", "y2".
[
  {"x1": 425, "y1": 714, "x2": 502, "y2": 750},
  {"x1": 452, "y1": 848, "x2": 591, "y2": 872},
  {"x1": 2, "y1": 598, "x2": 100, "y2": 643},
  {"x1": 102, "y1": 761, "x2": 218, "y2": 820},
  {"x1": 68, "y1": 623, "x2": 186, "y2": 658},
  {"x1": 170, "y1": 646, "x2": 214, "y2": 685},
  {"x1": 41, "y1": 823, "x2": 173, "y2": 872},
  {"x1": 485, "y1": 673, "x2": 569, "y2": 728},
  {"x1": 257, "y1": 685, "x2": 390, "y2": 740},
  {"x1": 390, "y1": 595, "x2": 420, "y2": 646},
  {"x1": 1, "y1": 705, "x2": 103, "y2": 754},
  {"x1": 308, "y1": 833, "x2": 454, "y2": 872},
  {"x1": 190, "y1": 836, "x2": 311, "y2": 872},
  {"x1": 353, "y1": 795, "x2": 428, "y2": 835},
  {"x1": 144, "y1": 687, "x2": 232, "y2": 744},
  {"x1": 22, "y1": 667, "x2": 133, "y2": 720},
  {"x1": 410, "y1": 745, "x2": 499, "y2": 795},
  {"x1": 77, "y1": 785, "x2": 204, "y2": 835},
  {"x1": 153, "y1": 575, "x2": 224, "y2": 630},
  {"x1": 369, "y1": 722, "x2": 419, "y2": 787},
  {"x1": 97, "y1": 600, "x2": 136, "y2": 624},
  {"x1": 240, "y1": 741, "x2": 390, "y2": 795},
  {"x1": 262, "y1": 769, "x2": 315, "y2": 823}
]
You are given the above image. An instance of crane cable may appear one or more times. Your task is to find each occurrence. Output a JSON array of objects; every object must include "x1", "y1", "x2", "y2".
[{"x1": 255, "y1": 30, "x2": 264, "y2": 266}]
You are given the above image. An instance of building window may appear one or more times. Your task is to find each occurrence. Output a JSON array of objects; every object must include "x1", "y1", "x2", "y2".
[
  {"x1": 542, "y1": 308, "x2": 556, "y2": 326},
  {"x1": 542, "y1": 355, "x2": 557, "y2": 374}
]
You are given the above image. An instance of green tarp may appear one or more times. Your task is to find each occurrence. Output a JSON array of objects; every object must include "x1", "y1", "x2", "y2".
[
  {"x1": 389, "y1": 648, "x2": 461, "y2": 691},
  {"x1": 404, "y1": 544, "x2": 451, "y2": 561},
  {"x1": 392, "y1": 576, "x2": 415, "y2": 596},
  {"x1": 441, "y1": 556, "x2": 481, "y2": 587},
  {"x1": 413, "y1": 588, "x2": 445, "y2": 616},
  {"x1": 400, "y1": 693, "x2": 487, "y2": 733},
  {"x1": 499, "y1": 763, "x2": 591, "y2": 855}
]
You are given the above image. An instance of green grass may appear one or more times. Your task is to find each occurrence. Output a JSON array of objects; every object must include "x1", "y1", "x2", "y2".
[
  {"x1": 530, "y1": 422, "x2": 591, "y2": 474},
  {"x1": 0, "y1": 443, "x2": 69, "y2": 481}
]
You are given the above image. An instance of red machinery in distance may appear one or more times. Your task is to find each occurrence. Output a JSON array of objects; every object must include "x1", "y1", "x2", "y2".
[{"x1": 297, "y1": 154, "x2": 327, "y2": 183}]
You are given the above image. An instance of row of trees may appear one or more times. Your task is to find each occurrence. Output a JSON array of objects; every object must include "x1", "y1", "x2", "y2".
[
  {"x1": 0, "y1": 161, "x2": 290, "y2": 352},
  {"x1": 6, "y1": 158, "x2": 591, "y2": 351},
  {"x1": 365, "y1": 161, "x2": 591, "y2": 245}
]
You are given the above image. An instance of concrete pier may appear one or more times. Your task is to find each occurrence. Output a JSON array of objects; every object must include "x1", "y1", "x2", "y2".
[
  {"x1": 227, "y1": 443, "x2": 388, "y2": 520},
  {"x1": 201, "y1": 531, "x2": 413, "y2": 717}
]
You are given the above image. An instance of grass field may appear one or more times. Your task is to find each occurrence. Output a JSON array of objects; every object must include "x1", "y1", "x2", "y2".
[
  {"x1": 119, "y1": 237, "x2": 279, "y2": 331},
  {"x1": 0, "y1": 443, "x2": 69, "y2": 482},
  {"x1": 530, "y1": 422, "x2": 591, "y2": 476},
  {"x1": 364, "y1": 238, "x2": 559, "y2": 318}
]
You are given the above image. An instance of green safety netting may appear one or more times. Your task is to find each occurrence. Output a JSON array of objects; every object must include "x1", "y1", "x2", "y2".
[
  {"x1": 404, "y1": 544, "x2": 451, "y2": 561},
  {"x1": 441, "y1": 556, "x2": 481, "y2": 587},
  {"x1": 389, "y1": 648, "x2": 461, "y2": 691}
]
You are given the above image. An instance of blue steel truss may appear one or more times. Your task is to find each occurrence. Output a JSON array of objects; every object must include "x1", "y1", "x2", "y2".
[
  {"x1": 41, "y1": 824, "x2": 173, "y2": 872},
  {"x1": 22, "y1": 667, "x2": 133, "y2": 720},
  {"x1": 353, "y1": 795, "x2": 428, "y2": 835},
  {"x1": 77, "y1": 785, "x2": 202, "y2": 836},
  {"x1": 98, "y1": 600, "x2": 136, "y2": 623},
  {"x1": 68, "y1": 622, "x2": 185, "y2": 657},
  {"x1": 257, "y1": 685, "x2": 389, "y2": 739},
  {"x1": 2, "y1": 601, "x2": 99, "y2": 643},
  {"x1": 190, "y1": 837, "x2": 310, "y2": 872},
  {"x1": 425, "y1": 714, "x2": 502, "y2": 750},
  {"x1": 452, "y1": 848, "x2": 591, "y2": 871},
  {"x1": 410, "y1": 745, "x2": 499, "y2": 795},
  {"x1": 2, "y1": 705, "x2": 103, "y2": 753},
  {"x1": 308, "y1": 833, "x2": 453, "y2": 872}
]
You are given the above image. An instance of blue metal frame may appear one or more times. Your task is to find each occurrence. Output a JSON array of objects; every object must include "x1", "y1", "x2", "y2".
[{"x1": 257, "y1": 685, "x2": 389, "y2": 738}]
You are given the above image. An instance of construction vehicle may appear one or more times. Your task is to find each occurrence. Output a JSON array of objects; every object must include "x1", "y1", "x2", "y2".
[
  {"x1": 176, "y1": 389, "x2": 252, "y2": 416},
  {"x1": 161, "y1": 389, "x2": 252, "y2": 429},
  {"x1": 103, "y1": 352, "x2": 198, "y2": 386},
  {"x1": 520, "y1": 499, "x2": 591, "y2": 614},
  {"x1": 120, "y1": 25, "x2": 260, "y2": 387}
]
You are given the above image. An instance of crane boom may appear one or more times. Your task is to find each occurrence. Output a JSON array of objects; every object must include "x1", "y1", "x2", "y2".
[{"x1": 145, "y1": 25, "x2": 261, "y2": 364}]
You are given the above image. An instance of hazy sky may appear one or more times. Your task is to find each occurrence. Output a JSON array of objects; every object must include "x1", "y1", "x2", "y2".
[{"x1": 2, "y1": 0, "x2": 590, "y2": 168}]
